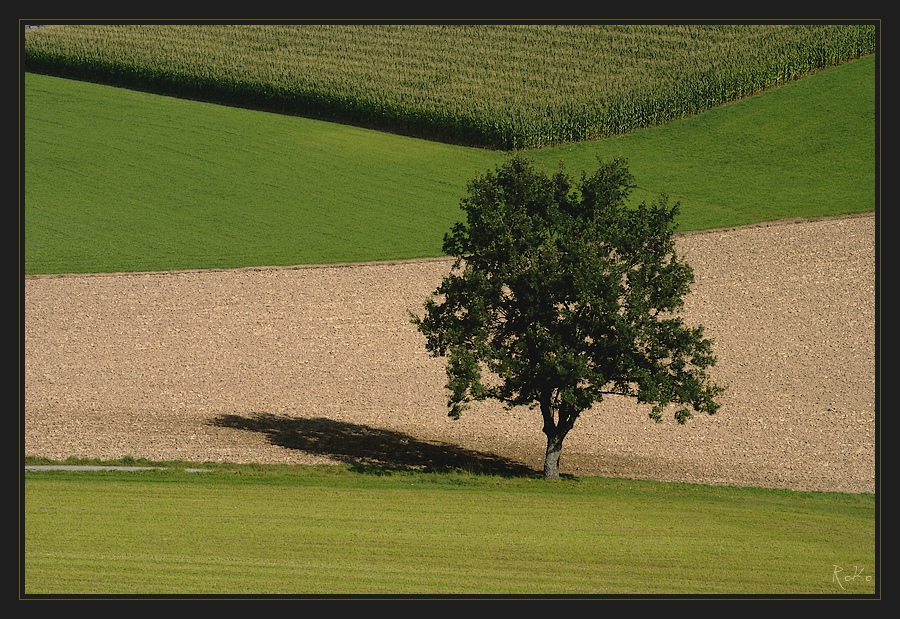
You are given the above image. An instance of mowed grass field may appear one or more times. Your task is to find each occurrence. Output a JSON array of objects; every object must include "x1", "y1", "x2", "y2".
[
  {"x1": 22, "y1": 24, "x2": 878, "y2": 597},
  {"x1": 24, "y1": 464, "x2": 876, "y2": 595}
]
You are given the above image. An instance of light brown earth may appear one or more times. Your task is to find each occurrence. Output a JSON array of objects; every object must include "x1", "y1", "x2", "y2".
[{"x1": 24, "y1": 213, "x2": 876, "y2": 493}]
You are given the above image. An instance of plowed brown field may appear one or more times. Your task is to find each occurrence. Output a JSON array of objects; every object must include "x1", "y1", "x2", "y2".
[{"x1": 24, "y1": 213, "x2": 876, "y2": 493}]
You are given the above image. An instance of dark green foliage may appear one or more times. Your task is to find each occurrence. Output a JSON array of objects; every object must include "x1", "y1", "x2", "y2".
[{"x1": 414, "y1": 156, "x2": 725, "y2": 478}]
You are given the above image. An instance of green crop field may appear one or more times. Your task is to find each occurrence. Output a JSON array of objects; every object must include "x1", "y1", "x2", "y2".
[{"x1": 23, "y1": 23, "x2": 875, "y2": 149}]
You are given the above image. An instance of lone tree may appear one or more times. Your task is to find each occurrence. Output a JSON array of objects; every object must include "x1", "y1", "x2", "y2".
[{"x1": 413, "y1": 155, "x2": 724, "y2": 479}]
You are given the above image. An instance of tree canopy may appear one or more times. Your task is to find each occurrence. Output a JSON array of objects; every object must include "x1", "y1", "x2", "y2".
[{"x1": 413, "y1": 155, "x2": 725, "y2": 479}]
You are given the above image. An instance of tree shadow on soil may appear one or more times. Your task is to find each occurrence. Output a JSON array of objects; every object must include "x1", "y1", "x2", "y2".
[{"x1": 211, "y1": 413, "x2": 539, "y2": 477}]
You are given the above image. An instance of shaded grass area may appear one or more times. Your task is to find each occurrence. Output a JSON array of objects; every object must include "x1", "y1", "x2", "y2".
[
  {"x1": 212, "y1": 413, "x2": 538, "y2": 477},
  {"x1": 24, "y1": 55, "x2": 874, "y2": 275},
  {"x1": 23, "y1": 463, "x2": 875, "y2": 595}
]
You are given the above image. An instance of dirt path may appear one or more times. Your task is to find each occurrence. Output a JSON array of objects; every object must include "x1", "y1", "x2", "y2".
[{"x1": 24, "y1": 213, "x2": 876, "y2": 493}]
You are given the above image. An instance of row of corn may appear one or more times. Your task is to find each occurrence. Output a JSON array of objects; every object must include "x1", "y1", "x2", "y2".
[{"x1": 24, "y1": 23, "x2": 876, "y2": 150}]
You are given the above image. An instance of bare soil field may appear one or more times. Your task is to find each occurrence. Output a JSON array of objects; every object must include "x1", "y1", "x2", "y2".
[{"x1": 24, "y1": 213, "x2": 876, "y2": 493}]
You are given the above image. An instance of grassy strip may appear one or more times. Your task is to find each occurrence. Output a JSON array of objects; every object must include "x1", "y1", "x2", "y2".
[
  {"x1": 24, "y1": 55, "x2": 874, "y2": 275},
  {"x1": 23, "y1": 461, "x2": 875, "y2": 596}
]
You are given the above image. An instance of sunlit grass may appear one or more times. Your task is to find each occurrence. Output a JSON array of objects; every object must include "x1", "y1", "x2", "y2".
[
  {"x1": 24, "y1": 73, "x2": 500, "y2": 274},
  {"x1": 529, "y1": 55, "x2": 875, "y2": 231},
  {"x1": 24, "y1": 54, "x2": 874, "y2": 275},
  {"x1": 24, "y1": 462, "x2": 876, "y2": 595}
]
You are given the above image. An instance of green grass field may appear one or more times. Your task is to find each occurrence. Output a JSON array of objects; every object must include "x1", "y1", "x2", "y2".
[
  {"x1": 24, "y1": 54, "x2": 874, "y2": 275},
  {"x1": 23, "y1": 463, "x2": 876, "y2": 595},
  {"x1": 24, "y1": 72, "x2": 500, "y2": 274},
  {"x1": 527, "y1": 54, "x2": 876, "y2": 231}
]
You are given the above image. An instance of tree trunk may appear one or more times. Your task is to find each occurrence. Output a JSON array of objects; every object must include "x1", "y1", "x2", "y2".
[
  {"x1": 543, "y1": 431, "x2": 566, "y2": 479},
  {"x1": 540, "y1": 394, "x2": 576, "y2": 480},
  {"x1": 544, "y1": 436, "x2": 562, "y2": 479}
]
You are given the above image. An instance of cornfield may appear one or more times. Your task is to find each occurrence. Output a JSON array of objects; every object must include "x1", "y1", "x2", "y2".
[{"x1": 23, "y1": 23, "x2": 876, "y2": 149}]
